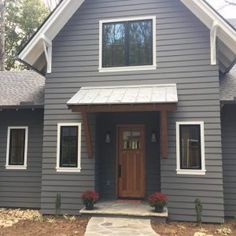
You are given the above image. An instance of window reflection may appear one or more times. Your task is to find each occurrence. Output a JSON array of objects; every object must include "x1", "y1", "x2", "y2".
[
  {"x1": 102, "y1": 19, "x2": 153, "y2": 67},
  {"x1": 180, "y1": 125, "x2": 201, "y2": 169},
  {"x1": 123, "y1": 130, "x2": 141, "y2": 150}
]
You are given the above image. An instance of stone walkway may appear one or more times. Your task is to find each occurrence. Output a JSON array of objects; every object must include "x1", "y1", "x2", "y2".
[{"x1": 84, "y1": 217, "x2": 159, "y2": 236}]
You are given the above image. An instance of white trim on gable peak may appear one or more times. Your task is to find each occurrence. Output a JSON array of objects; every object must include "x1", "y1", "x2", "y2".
[
  {"x1": 181, "y1": 0, "x2": 236, "y2": 72},
  {"x1": 18, "y1": 0, "x2": 85, "y2": 74},
  {"x1": 18, "y1": 0, "x2": 236, "y2": 74}
]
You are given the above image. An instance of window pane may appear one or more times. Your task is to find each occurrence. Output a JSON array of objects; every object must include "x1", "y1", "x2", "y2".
[
  {"x1": 102, "y1": 19, "x2": 153, "y2": 67},
  {"x1": 102, "y1": 22, "x2": 126, "y2": 67},
  {"x1": 60, "y1": 126, "x2": 78, "y2": 168},
  {"x1": 180, "y1": 125, "x2": 201, "y2": 169},
  {"x1": 128, "y1": 20, "x2": 153, "y2": 66},
  {"x1": 9, "y1": 129, "x2": 25, "y2": 165}
]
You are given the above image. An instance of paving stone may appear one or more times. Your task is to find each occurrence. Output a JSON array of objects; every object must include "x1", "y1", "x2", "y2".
[{"x1": 84, "y1": 217, "x2": 159, "y2": 236}]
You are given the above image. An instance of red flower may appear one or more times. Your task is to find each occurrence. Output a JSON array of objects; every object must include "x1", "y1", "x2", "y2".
[
  {"x1": 81, "y1": 191, "x2": 99, "y2": 204},
  {"x1": 148, "y1": 192, "x2": 167, "y2": 207}
]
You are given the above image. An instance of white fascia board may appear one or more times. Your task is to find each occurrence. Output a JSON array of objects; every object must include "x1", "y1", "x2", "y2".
[
  {"x1": 181, "y1": 0, "x2": 236, "y2": 56},
  {"x1": 18, "y1": 0, "x2": 85, "y2": 65}
]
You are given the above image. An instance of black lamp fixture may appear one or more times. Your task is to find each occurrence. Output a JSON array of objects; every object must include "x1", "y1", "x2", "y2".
[{"x1": 105, "y1": 132, "x2": 111, "y2": 144}]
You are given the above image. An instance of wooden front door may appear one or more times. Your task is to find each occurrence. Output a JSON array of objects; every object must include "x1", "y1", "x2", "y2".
[{"x1": 117, "y1": 125, "x2": 145, "y2": 198}]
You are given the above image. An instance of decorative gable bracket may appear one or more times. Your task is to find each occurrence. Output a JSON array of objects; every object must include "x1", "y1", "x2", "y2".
[
  {"x1": 42, "y1": 35, "x2": 52, "y2": 73},
  {"x1": 210, "y1": 22, "x2": 218, "y2": 65}
]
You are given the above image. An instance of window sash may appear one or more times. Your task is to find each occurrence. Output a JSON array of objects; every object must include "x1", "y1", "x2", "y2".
[
  {"x1": 102, "y1": 19, "x2": 153, "y2": 68},
  {"x1": 59, "y1": 126, "x2": 78, "y2": 168},
  {"x1": 9, "y1": 129, "x2": 26, "y2": 166},
  {"x1": 179, "y1": 125, "x2": 202, "y2": 170}
]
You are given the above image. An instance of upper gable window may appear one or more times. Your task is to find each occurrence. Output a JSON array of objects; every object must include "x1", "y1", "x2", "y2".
[{"x1": 99, "y1": 16, "x2": 156, "y2": 72}]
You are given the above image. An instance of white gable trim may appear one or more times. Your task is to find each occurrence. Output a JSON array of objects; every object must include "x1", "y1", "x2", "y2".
[
  {"x1": 18, "y1": 0, "x2": 236, "y2": 73},
  {"x1": 181, "y1": 0, "x2": 236, "y2": 58},
  {"x1": 18, "y1": 0, "x2": 85, "y2": 73}
]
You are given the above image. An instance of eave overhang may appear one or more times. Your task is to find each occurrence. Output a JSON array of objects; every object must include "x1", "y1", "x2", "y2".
[
  {"x1": 18, "y1": 0, "x2": 85, "y2": 75},
  {"x1": 181, "y1": 0, "x2": 236, "y2": 74}
]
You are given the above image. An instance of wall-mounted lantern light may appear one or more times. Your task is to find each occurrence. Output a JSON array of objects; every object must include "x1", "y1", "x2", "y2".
[
  {"x1": 151, "y1": 131, "x2": 157, "y2": 143},
  {"x1": 105, "y1": 132, "x2": 111, "y2": 144}
]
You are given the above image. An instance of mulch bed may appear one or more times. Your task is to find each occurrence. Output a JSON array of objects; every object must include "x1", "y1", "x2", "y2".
[
  {"x1": 0, "y1": 209, "x2": 89, "y2": 236},
  {"x1": 0, "y1": 218, "x2": 89, "y2": 236},
  {"x1": 152, "y1": 219, "x2": 236, "y2": 236}
]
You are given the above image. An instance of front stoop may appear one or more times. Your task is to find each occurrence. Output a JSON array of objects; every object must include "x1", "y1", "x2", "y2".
[{"x1": 80, "y1": 201, "x2": 168, "y2": 223}]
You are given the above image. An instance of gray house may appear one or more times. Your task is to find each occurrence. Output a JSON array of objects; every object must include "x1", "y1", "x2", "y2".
[{"x1": 1, "y1": 0, "x2": 236, "y2": 223}]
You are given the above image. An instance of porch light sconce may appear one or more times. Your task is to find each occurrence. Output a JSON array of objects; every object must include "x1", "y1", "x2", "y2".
[
  {"x1": 105, "y1": 132, "x2": 111, "y2": 144},
  {"x1": 151, "y1": 131, "x2": 157, "y2": 143}
]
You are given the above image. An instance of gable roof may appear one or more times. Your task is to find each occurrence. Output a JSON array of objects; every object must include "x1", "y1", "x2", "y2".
[
  {"x1": 181, "y1": 0, "x2": 236, "y2": 74},
  {"x1": 18, "y1": 0, "x2": 85, "y2": 74},
  {"x1": 18, "y1": 0, "x2": 236, "y2": 75},
  {"x1": 0, "y1": 71, "x2": 45, "y2": 108}
]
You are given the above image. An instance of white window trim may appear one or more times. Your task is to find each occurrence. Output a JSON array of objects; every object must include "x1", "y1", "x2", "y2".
[
  {"x1": 99, "y1": 16, "x2": 157, "y2": 73},
  {"x1": 176, "y1": 121, "x2": 206, "y2": 175},
  {"x1": 6, "y1": 126, "x2": 28, "y2": 170},
  {"x1": 56, "y1": 123, "x2": 82, "y2": 173}
]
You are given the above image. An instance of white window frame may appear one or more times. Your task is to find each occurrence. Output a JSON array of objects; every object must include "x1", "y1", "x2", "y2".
[
  {"x1": 56, "y1": 123, "x2": 82, "y2": 173},
  {"x1": 6, "y1": 126, "x2": 28, "y2": 170},
  {"x1": 176, "y1": 121, "x2": 206, "y2": 175},
  {"x1": 99, "y1": 16, "x2": 157, "y2": 73}
]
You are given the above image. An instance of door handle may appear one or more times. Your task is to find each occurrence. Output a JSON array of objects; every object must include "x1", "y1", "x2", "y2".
[{"x1": 118, "y1": 165, "x2": 122, "y2": 178}]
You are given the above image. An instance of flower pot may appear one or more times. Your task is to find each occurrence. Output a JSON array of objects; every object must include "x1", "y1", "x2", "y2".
[
  {"x1": 85, "y1": 202, "x2": 94, "y2": 210},
  {"x1": 154, "y1": 205, "x2": 164, "y2": 213}
]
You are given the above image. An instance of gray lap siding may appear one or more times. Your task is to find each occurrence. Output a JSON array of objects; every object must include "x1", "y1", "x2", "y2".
[
  {"x1": 0, "y1": 109, "x2": 43, "y2": 208},
  {"x1": 41, "y1": 0, "x2": 224, "y2": 222},
  {"x1": 222, "y1": 105, "x2": 236, "y2": 218}
]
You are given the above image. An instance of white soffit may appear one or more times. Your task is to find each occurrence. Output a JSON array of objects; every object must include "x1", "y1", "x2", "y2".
[
  {"x1": 67, "y1": 84, "x2": 178, "y2": 105},
  {"x1": 181, "y1": 0, "x2": 236, "y2": 56},
  {"x1": 18, "y1": 0, "x2": 85, "y2": 67}
]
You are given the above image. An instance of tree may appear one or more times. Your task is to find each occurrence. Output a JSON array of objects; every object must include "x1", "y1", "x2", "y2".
[{"x1": 5, "y1": 0, "x2": 49, "y2": 70}]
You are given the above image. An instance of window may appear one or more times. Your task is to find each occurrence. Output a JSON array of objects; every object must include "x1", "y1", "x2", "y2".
[
  {"x1": 99, "y1": 16, "x2": 156, "y2": 72},
  {"x1": 57, "y1": 123, "x2": 81, "y2": 172},
  {"x1": 176, "y1": 122, "x2": 206, "y2": 175},
  {"x1": 6, "y1": 127, "x2": 28, "y2": 170}
]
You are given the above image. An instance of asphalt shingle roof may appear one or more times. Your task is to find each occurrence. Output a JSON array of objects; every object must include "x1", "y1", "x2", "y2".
[
  {"x1": 0, "y1": 71, "x2": 45, "y2": 107},
  {"x1": 220, "y1": 66, "x2": 236, "y2": 102}
]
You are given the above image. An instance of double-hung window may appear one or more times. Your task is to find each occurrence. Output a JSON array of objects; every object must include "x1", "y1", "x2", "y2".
[
  {"x1": 176, "y1": 122, "x2": 206, "y2": 175},
  {"x1": 6, "y1": 127, "x2": 28, "y2": 170},
  {"x1": 56, "y1": 123, "x2": 81, "y2": 172},
  {"x1": 99, "y1": 16, "x2": 156, "y2": 72}
]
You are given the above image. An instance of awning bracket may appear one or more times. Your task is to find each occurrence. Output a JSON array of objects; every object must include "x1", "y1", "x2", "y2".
[{"x1": 81, "y1": 112, "x2": 93, "y2": 158}]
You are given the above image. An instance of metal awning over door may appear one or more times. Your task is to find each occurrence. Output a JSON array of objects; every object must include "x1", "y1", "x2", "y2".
[{"x1": 67, "y1": 84, "x2": 178, "y2": 159}]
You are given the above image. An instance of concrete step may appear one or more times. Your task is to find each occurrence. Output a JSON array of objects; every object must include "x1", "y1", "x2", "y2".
[{"x1": 79, "y1": 201, "x2": 168, "y2": 223}]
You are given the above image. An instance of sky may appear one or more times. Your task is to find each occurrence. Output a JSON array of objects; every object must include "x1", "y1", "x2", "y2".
[{"x1": 206, "y1": 0, "x2": 236, "y2": 18}]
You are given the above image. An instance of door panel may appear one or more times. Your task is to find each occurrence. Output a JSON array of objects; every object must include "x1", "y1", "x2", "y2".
[{"x1": 118, "y1": 125, "x2": 145, "y2": 198}]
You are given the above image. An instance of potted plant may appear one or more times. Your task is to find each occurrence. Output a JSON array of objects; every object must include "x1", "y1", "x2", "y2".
[
  {"x1": 148, "y1": 192, "x2": 167, "y2": 213},
  {"x1": 81, "y1": 191, "x2": 99, "y2": 210}
]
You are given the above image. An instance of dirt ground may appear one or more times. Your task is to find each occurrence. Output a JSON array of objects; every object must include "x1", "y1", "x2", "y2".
[
  {"x1": 0, "y1": 209, "x2": 89, "y2": 236},
  {"x1": 0, "y1": 218, "x2": 89, "y2": 236},
  {"x1": 1, "y1": 209, "x2": 236, "y2": 236},
  {"x1": 152, "y1": 219, "x2": 236, "y2": 236}
]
